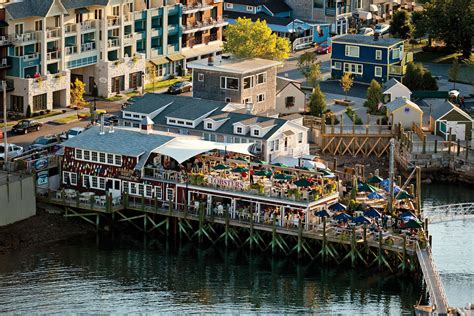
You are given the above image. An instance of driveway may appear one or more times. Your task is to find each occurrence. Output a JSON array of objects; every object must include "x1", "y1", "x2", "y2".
[
  {"x1": 319, "y1": 80, "x2": 369, "y2": 99},
  {"x1": 278, "y1": 48, "x2": 332, "y2": 82}
]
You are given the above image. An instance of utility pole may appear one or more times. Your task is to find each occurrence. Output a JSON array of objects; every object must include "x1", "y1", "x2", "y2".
[
  {"x1": 2, "y1": 80, "x2": 7, "y2": 169},
  {"x1": 388, "y1": 138, "x2": 395, "y2": 213}
]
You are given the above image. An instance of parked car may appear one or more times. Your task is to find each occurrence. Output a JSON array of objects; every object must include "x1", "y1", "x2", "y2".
[
  {"x1": 167, "y1": 81, "x2": 192, "y2": 94},
  {"x1": 374, "y1": 24, "x2": 390, "y2": 35},
  {"x1": 104, "y1": 114, "x2": 119, "y2": 126},
  {"x1": 11, "y1": 119, "x2": 42, "y2": 134},
  {"x1": 60, "y1": 127, "x2": 85, "y2": 141},
  {"x1": 28, "y1": 135, "x2": 59, "y2": 151},
  {"x1": 315, "y1": 42, "x2": 332, "y2": 54},
  {"x1": 358, "y1": 27, "x2": 374, "y2": 36},
  {"x1": 0, "y1": 143, "x2": 24, "y2": 160}
]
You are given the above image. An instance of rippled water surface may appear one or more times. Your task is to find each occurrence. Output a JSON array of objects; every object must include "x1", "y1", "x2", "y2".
[{"x1": 0, "y1": 182, "x2": 471, "y2": 314}]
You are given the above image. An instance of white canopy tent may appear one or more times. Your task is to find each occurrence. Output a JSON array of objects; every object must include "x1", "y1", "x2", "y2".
[
  {"x1": 270, "y1": 156, "x2": 326, "y2": 169},
  {"x1": 152, "y1": 138, "x2": 254, "y2": 164}
]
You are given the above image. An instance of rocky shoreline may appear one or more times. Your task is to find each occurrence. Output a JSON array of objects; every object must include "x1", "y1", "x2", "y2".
[{"x1": 0, "y1": 207, "x2": 95, "y2": 254}]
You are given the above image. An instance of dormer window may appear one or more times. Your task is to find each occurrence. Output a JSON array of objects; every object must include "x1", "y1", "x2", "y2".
[
  {"x1": 206, "y1": 122, "x2": 213, "y2": 129},
  {"x1": 253, "y1": 129, "x2": 260, "y2": 136},
  {"x1": 236, "y1": 126, "x2": 243, "y2": 134}
]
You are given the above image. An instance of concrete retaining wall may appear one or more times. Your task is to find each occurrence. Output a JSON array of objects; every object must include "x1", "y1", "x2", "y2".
[{"x1": 0, "y1": 174, "x2": 36, "y2": 226}]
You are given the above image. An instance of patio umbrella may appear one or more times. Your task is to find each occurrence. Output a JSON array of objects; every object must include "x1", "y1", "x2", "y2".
[
  {"x1": 272, "y1": 162, "x2": 288, "y2": 168},
  {"x1": 400, "y1": 211, "x2": 417, "y2": 221},
  {"x1": 364, "y1": 208, "x2": 381, "y2": 218},
  {"x1": 353, "y1": 215, "x2": 371, "y2": 225},
  {"x1": 295, "y1": 178, "x2": 312, "y2": 187},
  {"x1": 274, "y1": 173, "x2": 293, "y2": 181},
  {"x1": 333, "y1": 212, "x2": 352, "y2": 222},
  {"x1": 235, "y1": 157, "x2": 249, "y2": 162},
  {"x1": 297, "y1": 166, "x2": 312, "y2": 171},
  {"x1": 318, "y1": 168, "x2": 336, "y2": 178},
  {"x1": 232, "y1": 166, "x2": 248, "y2": 173},
  {"x1": 254, "y1": 170, "x2": 271, "y2": 177},
  {"x1": 368, "y1": 192, "x2": 383, "y2": 199},
  {"x1": 395, "y1": 190, "x2": 414, "y2": 200},
  {"x1": 328, "y1": 202, "x2": 347, "y2": 211},
  {"x1": 405, "y1": 219, "x2": 422, "y2": 229},
  {"x1": 314, "y1": 209, "x2": 331, "y2": 217},
  {"x1": 253, "y1": 159, "x2": 267, "y2": 165},
  {"x1": 367, "y1": 175, "x2": 384, "y2": 184},
  {"x1": 213, "y1": 164, "x2": 230, "y2": 170},
  {"x1": 358, "y1": 182, "x2": 378, "y2": 193}
]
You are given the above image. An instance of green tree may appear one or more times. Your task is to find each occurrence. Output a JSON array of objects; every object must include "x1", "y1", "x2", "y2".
[
  {"x1": 364, "y1": 80, "x2": 383, "y2": 114},
  {"x1": 411, "y1": 11, "x2": 426, "y2": 41},
  {"x1": 224, "y1": 17, "x2": 290, "y2": 61},
  {"x1": 340, "y1": 72, "x2": 353, "y2": 100},
  {"x1": 421, "y1": 70, "x2": 438, "y2": 90},
  {"x1": 390, "y1": 10, "x2": 414, "y2": 39},
  {"x1": 309, "y1": 84, "x2": 326, "y2": 117},
  {"x1": 423, "y1": 0, "x2": 474, "y2": 58},
  {"x1": 403, "y1": 62, "x2": 438, "y2": 90},
  {"x1": 70, "y1": 78, "x2": 86, "y2": 108},
  {"x1": 297, "y1": 52, "x2": 321, "y2": 87},
  {"x1": 146, "y1": 62, "x2": 158, "y2": 92},
  {"x1": 448, "y1": 58, "x2": 460, "y2": 89}
]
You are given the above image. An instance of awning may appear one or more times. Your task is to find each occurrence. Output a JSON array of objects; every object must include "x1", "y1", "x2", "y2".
[
  {"x1": 0, "y1": 21, "x2": 8, "y2": 27},
  {"x1": 167, "y1": 53, "x2": 185, "y2": 62},
  {"x1": 283, "y1": 130, "x2": 295, "y2": 136},
  {"x1": 358, "y1": 10, "x2": 373, "y2": 20},
  {"x1": 152, "y1": 139, "x2": 254, "y2": 164},
  {"x1": 75, "y1": 7, "x2": 90, "y2": 14},
  {"x1": 150, "y1": 57, "x2": 169, "y2": 66},
  {"x1": 369, "y1": 4, "x2": 378, "y2": 12}
]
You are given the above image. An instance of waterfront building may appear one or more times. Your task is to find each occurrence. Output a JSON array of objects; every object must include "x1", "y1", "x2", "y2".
[
  {"x1": 120, "y1": 93, "x2": 310, "y2": 162},
  {"x1": 382, "y1": 78, "x2": 411, "y2": 103},
  {"x1": 223, "y1": 0, "x2": 330, "y2": 49},
  {"x1": 188, "y1": 56, "x2": 280, "y2": 114},
  {"x1": 330, "y1": 34, "x2": 412, "y2": 84},
  {"x1": 385, "y1": 97, "x2": 422, "y2": 130},
  {"x1": 275, "y1": 76, "x2": 307, "y2": 114}
]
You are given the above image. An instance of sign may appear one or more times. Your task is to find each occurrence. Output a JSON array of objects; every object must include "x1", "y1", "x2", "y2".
[
  {"x1": 117, "y1": 168, "x2": 140, "y2": 181},
  {"x1": 37, "y1": 171, "x2": 48, "y2": 186},
  {"x1": 207, "y1": 175, "x2": 245, "y2": 190},
  {"x1": 33, "y1": 158, "x2": 48, "y2": 171}
]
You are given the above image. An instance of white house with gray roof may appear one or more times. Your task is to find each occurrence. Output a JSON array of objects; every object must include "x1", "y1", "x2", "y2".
[
  {"x1": 383, "y1": 78, "x2": 411, "y2": 103},
  {"x1": 120, "y1": 93, "x2": 310, "y2": 162}
]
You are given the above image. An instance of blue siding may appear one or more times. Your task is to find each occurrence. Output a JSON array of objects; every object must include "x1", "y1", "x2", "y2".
[
  {"x1": 332, "y1": 42, "x2": 390, "y2": 64},
  {"x1": 388, "y1": 42, "x2": 404, "y2": 64},
  {"x1": 227, "y1": 3, "x2": 254, "y2": 14},
  {"x1": 313, "y1": 25, "x2": 330, "y2": 43}
]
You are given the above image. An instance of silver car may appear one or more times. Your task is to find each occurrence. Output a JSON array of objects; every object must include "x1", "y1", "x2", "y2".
[{"x1": 0, "y1": 143, "x2": 24, "y2": 160}]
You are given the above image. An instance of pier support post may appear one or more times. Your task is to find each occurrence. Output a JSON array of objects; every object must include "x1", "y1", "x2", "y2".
[
  {"x1": 434, "y1": 140, "x2": 438, "y2": 153},
  {"x1": 198, "y1": 204, "x2": 204, "y2": 244},
  {"x1": 249, "y1": 213, "x2": 254, "y2": 251},
  {"x1": 416, "y1": 167, "x2": 422, "y2": 217},
  {"x1": 225, "y1": 209, "x2": 229, "y2": 247},
  {"x1": 457, "y1": 139, "x2": 461, "y2": 156},
  {"x1": 271, "y1": 216, "x2": 277, "y2": 254},
  {"x1": 297, "y1": 218, "x2": 303, "y2": 259},
  {"x1": 424, "y1": 218, "x2": 429, "y2": 236},
  {"x1": 466, "y1": 141, "x2": 469, "y2": 160},
  {"x1": 96, "y1": 214, "x2": 100, "y2": 230}
]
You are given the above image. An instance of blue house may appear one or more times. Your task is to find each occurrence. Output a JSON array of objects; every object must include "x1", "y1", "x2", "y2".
[
  {"x1": 330, "y1": 35, "x2": 412, "y2": 84},
  {"x1": 224, "y1": 0, "x2": 330, "y2": 49}
]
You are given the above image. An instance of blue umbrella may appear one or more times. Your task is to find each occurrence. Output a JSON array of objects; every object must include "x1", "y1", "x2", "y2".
[
  {"x1": 314, "y1": 209, "x2": 331, "y2": 217},
  {"x1": 368, "y1": 192, "x2": 383, "y2": 199},
  {"x1": 353, "y1": 215, "x2": 371, "y2": 225},
  {"x1": 400, "y1": 211, "x2": 417, "y2": 221},
  {"x1": 364, "y1": 208, "x2": 381, "y2": 218},
  {"x1": 333, "y1": 213, "x2": 352, "y2": 222},
  {"x1": 328, "y1": 202, "x2": 347, "y2": 211}
]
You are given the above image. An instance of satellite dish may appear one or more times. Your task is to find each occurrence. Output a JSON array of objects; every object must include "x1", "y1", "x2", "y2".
[{"x1": 99, "y1": 77, "x2": 107, "y2": 84}]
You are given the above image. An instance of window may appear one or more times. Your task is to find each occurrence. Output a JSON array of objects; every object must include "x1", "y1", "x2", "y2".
[
  {"x1": 76, "y1": 149, "x2": 83, "y2": 160},
  {"x1": 313, "y1": 0, "x2": 324, "y2": 8},
  {"x1": 206, "y1": 122, "x2": 213, "y2": 129},
  {"x1": 62, "y1": 171, "x2": 77, "y2": 186},
  {"x1": 225, "y1": 3, "x2": 233, "y2": 9},
  {"x1": 145, "y1": 185, "x2": 153, "y2": 198},
  {"x1": 343, "y1": 63, "x2": 363, "y2": 75},
  {"x1": 177, "y1": 120, "x2": 185, "y2": 125},
  {"x1": 14, "y1": 23, "x2": 23, "y2": 35},
  {"x1": 270, "y1": 140, "x2": 275, "y2": 151},
  {"x1": 138, "y1": 184, "x2": 144, "y2": 196},
  {"x1": 253, "y1": 129, "x2": 260, "y2": 136},
  {"x1": 243, "y1": 76, "x2": 254, "y2": 89},
  {"x1": 198, "y1": 73, "x2": 204, "y2": 82},
  {"x1": 107, "y1": 153, "x2": 114, "y2": 164},
  {"x1": 34, "y1": 20, "x2": 43, "y2": 31},
  {"x1": 256, "y1": 72, "x2": 267, "y2": 84},
  {"x1": 225, "y1": 97, "x2": 231, "y2": 102},
  {"x1": 285, "y1": 96, "x2": 295, "y2": 108},
  {"x1": 115, "y1": 155, "x2": 122, "y2": 166},
  {"x1": 375, "y1": 50, "x2": 382, "y2": 60},
  {"x1": 246, "y1": 6, "x2": 253, "y2": 11},
  {"x1": 95, "y1": 9, "x2": 103, "y2": 20},
  {"x1": 236, "y1": 126, "x2": 243, "y2": 134},
  {"x1": 298, "y1": 132, "x2": 303, "y2": 143},
  {"x1": 84, "y1": 150, "x2": 91, "y2": 161},
  {"x1": 220, "y1": 77, "x2": 239, "y2": 90},
  {"x1": 75, "y1": 13, "x2": 83, "y2": 23},
  {"x1": 392, "y1": 48, "x2": 401, "y2": 59},
  {"x1": 99, "y1": 152, "x2": 106, "y2": 163},
  {"x1": 275, "y1": 139, "x2": 280, "y2": 151},
  {"x1": 166, "y1": 188, "x2": 174, "y2": 201},
  {"x1": 124, "y1": 113, "x2": 131, "y2": 117},
  {"x1": 91, "y1": 151, "x2": 98, "y2": 162},
  {"x1": 33, "y1": 94, "x2": 47, "y2": 112},
  {"x1": 123, "y1": 181, "x2": 129, "y2": 194},
  {"x1": 257, "y1": 93, "x2": 265, "y2": 103},
  {"x1": 169, "y1": 119, "x2": 176, "y2": 123},
  {"x1": 243, "y1": 97, "x2": 252, "y2": 104},
  {"x1": 375, "y1": 66, "x2": 382, "y2": 77},
  {"x1": 185, "y1": 121, "x2": 193, "y2": 126},
  {"x1": 345, "y1": 45, "x2": 360, "y2": 57},
  {"x1": 332, "y1": 61, "x2": 342, "y2": 70},
  {"x1": 112, "y1": 5, "x2": 119, "y2": 15},
  {"x1": 155, "y1": 186, "x2": 163, "y2": 200}
]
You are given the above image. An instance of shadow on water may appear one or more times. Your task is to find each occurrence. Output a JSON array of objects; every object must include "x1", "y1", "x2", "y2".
[{"x1": 0, "y1": 232, "x2": 422, "y2": 314}]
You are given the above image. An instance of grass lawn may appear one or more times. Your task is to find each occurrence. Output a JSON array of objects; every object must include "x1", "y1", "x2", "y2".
[
  {"x1": 53, "y1": 114, "x2": 81, "y2": 124},
  {"x1": 413, "y1": 51, "x2": 474, "y2": 65},
  {"x1": 105, "y1": 95, "x2": 124, "y2": 102},
  {"x1": 145, "y1": 76, "x2": 191, "y2": 92}
]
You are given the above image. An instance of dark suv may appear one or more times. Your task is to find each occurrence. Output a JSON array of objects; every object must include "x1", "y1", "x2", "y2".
[{"x1": 12, "y1": 119, "x2": 42, "y2": 134}]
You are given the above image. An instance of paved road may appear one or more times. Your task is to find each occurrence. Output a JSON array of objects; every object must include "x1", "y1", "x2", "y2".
[{"x1": 319, "y1": 80, "x2": 369, "y2": 99}]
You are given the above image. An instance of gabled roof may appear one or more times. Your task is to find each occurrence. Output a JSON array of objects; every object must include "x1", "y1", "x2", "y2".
[
  {"x1": 385, "y1": 97, "x2": 422, "y2": 113},
  {"x1": 207, "y1": 113, "x2": 231, "y2": 121},
  {"x1": 61, "y1": 0, "x2": 109, "y2": 9},
  {"x1": 7, "y1": 0, "x2": 54, "y2": 19},
  {"x1": 332, "y1": 34, "x2": 403, "y2": 47},
  {"x1": 224, "y1": 10, "x2": 293, "y2": 26},
  {"x1": 425, "y1": 99, "x2": 473, "y2": 121},
  {"x1": 276, "y1": 76, "x2": 302, "y2": 94},
  {"x1": 226, "y1": 0, "x2": 291, "y2": 13},
  {"x1": 383, "y1": 78, "x2": 410, "y2": 92}
]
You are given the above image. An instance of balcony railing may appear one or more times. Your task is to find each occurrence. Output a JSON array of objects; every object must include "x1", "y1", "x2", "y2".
[
  {"x1": 81, "y1": 20, "x2": 96, "y2": 32},
  {"x1": 0, "y1": 57, "x2": 9, "y2": 68},
  {"x1": 65, "y1": 24, "x2": 77, "y2": 33},
  {"x1": 108, "y1": 38, "x2": 120, "y2": 48},
  {"x1": 123, "y1": 13, "x2": 132, "y2": 23},
  {"x1": 65, "y1": 45, "x2": 78, "y2": 55},
  {"x1": 46, "y1": 28, "x2": 60, "y2": 39},
  {"x1": 389, "y1": 64, "x2": 407, "y2": 75},
  {"x1": 81, "y1": 42, "x2": 96, "y2": 52},
  {"x1": 0, "y1": 35, "x2": 11, "y2": 46},
  {"x1": 182, "y1": 18, "x2": 227, "y2": 33},
  {"x1": 124, "y1": 33, "x2": 134, "y2": 42},
  {"x1": 22, "y1": 53, "x2": 40, "y2": 61},
  {"x1": 325, "y1": 5, "x2": 351, "y2": 16},
  {"x1": 182, "y1": 2, "x2": 213, "y2": 14},
  {"x1": 107, "y1": 16, "x2": 120, "y2": 27},
  {"x1": 47, "y1": 50, "x2": 60, "y2": 61},
  {"x1": 11, "y1": 31, "x2": 38, "y2": 43}
]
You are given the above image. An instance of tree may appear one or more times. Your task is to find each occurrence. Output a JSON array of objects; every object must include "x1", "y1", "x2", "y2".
[
  {"x1": 70, "y1": 78, "x2": 86, "y2": 108},
  {"x1": 364, "y1": 80, "x2": 383, "y2": 114},
  {"x1": 297, "y1": 52, "x2": 321, "y2": 87},
  {"x1": 146, "y1": 62, "x2": 158, "y2": 92},
  {"x1": 421, "y1": 70, "x2": 438, "y2": 90},
  {"x1": 390, "y1": 10, "x2": 414, "y2": 39},
  {"x1": 448, "y1": 58, "x2": 460, "y2": 89},
  {"x1": 411, "y1": 11, "x2": 426, "y2": 41},
  {"x1": 224, "y1": 18, "x2": 290, "y2": 61},
  {"x1": 423, "y1": 0, "x2": 474, "y2": 58},
  {"x1": 340, "y1": 72, "x2": 353, "y2": 100},
  {"x1": 403, "y1": 62, "x2": 438, "y2": 91},
  {"x1": 309, "y1": 84, "x2": 326, "y2": 117}
]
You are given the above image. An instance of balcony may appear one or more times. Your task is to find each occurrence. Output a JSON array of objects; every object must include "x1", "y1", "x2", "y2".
[
  {"x1": 80, "y1": 20, "x2": 97, "y2": 32},
  {"x1": 123, "y1": 33, "x2": 134, "y2": 44},
  {"x1": 182, "y1": 2, "x2": 213, "y2": 14},
  {"x1": 389, "y1": 64, "x2": 407, "y2": 76},
  {"x1": 0, "y1": 35, "x2": 12, "y2": 46},
  {"x1": 46, "y1": 50, "x2": 61, "y2": 61},
  {"x1": 168, "y1": 43, "x2": 179, "y2": 53},
  {"x1": 21, "y1": 53, "x2": 40, "y2": 61},
  {"x1": 11, "y1": 31, "x2": 39, "y2": 44},
  {"x1": 133, "y1": 11, "x2": 147, "y2": 20},
  {"x1": 168, "y1": 24, "x2": 179, "y2": 35},
  {"x1": 0, "y1": 79, "x2": 14, "y2": 92},
  {"x1": 108, "y1": 38, "x2": 120, "y2": 49},
  {"x1": 65, "y1": 45, "x2": 78, "y2": 56},
  {"x1": 401, "y1": 52, "x2": 413, "y2": 65},
  {"x1": 325, "y1": 5, "x2": 351, "y2": 16},
  {"x1": 168, "y1": 5, "x2": 180, "y2": 15},
  {"x1": 65, "y1": 24, "x2": 77, "y2": 34},
  {"x1": 81, "y1": 42, "x2": 96, "y2": 52},
  {"x1": 46, "y1": 28, "x2": 60, "y2": 40},
  {"x1": 123, "y1": 13, "x2": 132, "y2": 24},
  {"x1": 182, "y1": 18, "x2": 227, "y2": 34},
  {"x1": 0, "y1": 57, "x2": 11, "y2": 69},
  {"x1": 107, "y1": 16, "x2": 120, "y2": 28}
]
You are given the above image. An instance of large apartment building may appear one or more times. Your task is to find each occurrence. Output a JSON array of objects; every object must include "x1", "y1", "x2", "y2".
[{"x1": 0, "y1": 0, "x2": 225, "y2": 116}]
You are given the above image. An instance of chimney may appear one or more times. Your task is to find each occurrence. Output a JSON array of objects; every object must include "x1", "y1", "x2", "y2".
[
  {"x1": 245, "y1": 102, "x2": 253, "y2": 114},
  {"x1": 208, "y1": 56, "x2": 214, "y2": 66},
  {"x1": 140, "y1": 116, "x2": 154, "y2": 134},
  {"x1": 99, "y1": 114, "x2": 105, "y2": 135}
]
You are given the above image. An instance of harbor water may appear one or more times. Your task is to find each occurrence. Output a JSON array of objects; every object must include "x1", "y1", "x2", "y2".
[{"x1": 0, "y1": 182, "x2": 471, "y2": 314}]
